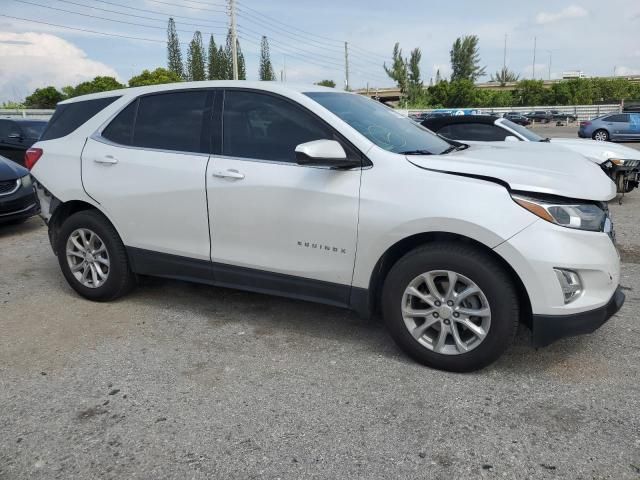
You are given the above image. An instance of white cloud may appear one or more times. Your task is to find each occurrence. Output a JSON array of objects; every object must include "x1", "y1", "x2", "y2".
[
  {"x1": 0, "y1": 32, "x2": 117, "y2": 102},
  {"x1": 535, "y1": 5, "x2": 588, "y2": 25}
]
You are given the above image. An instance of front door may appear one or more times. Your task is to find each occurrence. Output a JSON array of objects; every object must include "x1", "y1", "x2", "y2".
[
  {"x1": 82, "y1": 90, "x2": 213, "y2": 261},
  {"x1": 206, "y1": 89, "x2": 362, "y2": 303}
]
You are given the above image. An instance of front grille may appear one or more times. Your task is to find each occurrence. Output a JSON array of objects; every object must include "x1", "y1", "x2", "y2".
[{"x1": 0, "y1": 179, "x2": 20, "y2": 196}]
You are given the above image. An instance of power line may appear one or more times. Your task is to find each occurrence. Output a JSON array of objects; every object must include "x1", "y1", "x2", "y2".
[
  {"x1": 144, "y1": 0, "x2": 227, "y2": 14},
  {"x1": 0, "y1": 13, "x2": 173, "y2": 44},
  {"x1": 89, "y1": 0, "x2": 227, "y2": 26},
  {"x1": 11, "y1": 0, "x2": 228, "y2": 35},
  {"x1": 51, "y1": 0, "x2": 228, "y2": 28}
]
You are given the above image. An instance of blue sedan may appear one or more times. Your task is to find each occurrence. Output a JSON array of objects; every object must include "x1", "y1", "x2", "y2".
[{"x1": 579, "y1": 112, "x2": 640, "y2": 142}]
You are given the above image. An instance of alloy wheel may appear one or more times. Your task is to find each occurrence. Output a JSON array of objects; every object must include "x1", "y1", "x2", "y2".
[
  {"x1": 401, "y1": 270, "x2": 491, "y2": 355},
  {"x1": 594, "y1": 131, "x2": 608, "y2": 141},
  {"x1": 65, "y1": 228, "x2": 110, "y2": 288}
]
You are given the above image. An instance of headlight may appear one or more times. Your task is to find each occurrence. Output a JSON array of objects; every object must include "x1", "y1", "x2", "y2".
[
  {"x1": 610, "y1": 158, "x2": 640, "y2": 168},
  {"x1": 512, "y1": 193, "x2": 606, "y2": 232},
  {"x1": 20, "y1": 174, "x2": 33, "y2": 189}
]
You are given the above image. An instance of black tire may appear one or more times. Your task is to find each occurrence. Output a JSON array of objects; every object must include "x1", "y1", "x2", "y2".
[
  {"x1": 616, "y1": 174, "x2": 626, "y2": 194},
  {"x1": 57, "y1": 210, "x2": 135, "y2": 301},
  {"x1": 381, "y1": 242, "x2": 519, "y2": 372},
  {"x1": 592, "y1": 129, "x2": 610, "y2": 142}
]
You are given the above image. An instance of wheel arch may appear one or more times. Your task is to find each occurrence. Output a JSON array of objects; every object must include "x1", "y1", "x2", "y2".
[{"x1": 360, "y1": 231, "x2": 532, "y2": 325}]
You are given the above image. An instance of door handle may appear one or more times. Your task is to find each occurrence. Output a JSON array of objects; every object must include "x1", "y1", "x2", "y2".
[
  {"x1": 94, "y1": 155, "x2": 118, "y2": 165},
  {"x1": 212, "y1": 169, "x2": 245, "y2": 180}
]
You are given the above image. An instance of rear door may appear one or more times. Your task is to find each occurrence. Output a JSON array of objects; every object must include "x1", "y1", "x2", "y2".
[
  {"x1": 0, "y1": 120, "x2": 24, "y2": 164},
  {"x1": 82, "y1": 90, "x2": 213, "y2": 260},
  {"x1": 206, "y1": 89, "x2": 362, "y2": 300}
]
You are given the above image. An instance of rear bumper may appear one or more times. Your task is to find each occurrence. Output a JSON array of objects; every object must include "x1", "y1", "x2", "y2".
[
  {"x1": 0, "y1": 185, "x2": 40, "y2": 224},
  {"x1": 531, "y1": 287, "x2": 625, "y2": 347}
]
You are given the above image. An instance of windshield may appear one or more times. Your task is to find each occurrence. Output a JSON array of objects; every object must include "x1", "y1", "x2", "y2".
[
  {"x1": 499, "y1": 118, "x2": 543, "y2": 142},
  {"x1": 305, "y1": 92, "x2": 453, "y2": 155},
  {"x1": 20, "y1": 121, "x2": 47, "y2": 138}
]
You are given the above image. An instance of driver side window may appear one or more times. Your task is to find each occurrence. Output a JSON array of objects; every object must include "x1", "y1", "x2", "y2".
[{"x1": 222, "y1": 90, "x2": 353, "y2": 163}]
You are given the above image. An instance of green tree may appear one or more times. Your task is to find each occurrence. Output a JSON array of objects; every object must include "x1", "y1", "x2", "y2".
[
  {"x1": 24, "y1": 86, "x2": 64, "y2": 108},
  {"x1": 427, "y1": 80, "x2": 450, "y2": 107},
  {"x1": 513, "y1": 79, "x2": 548, "y2": 106},
  {"x1": 128, "y1": 68, "x2": 182, "y2": 87},
  {"x1": 186, "y1": 31, "x2": 206, "y2": 81},
  {"x1": 450, "y1": 35, "x2": 486, "y2": 82},
  {"x1": 167, "y1": 18, "x2": 184, "y2": 80},
  {"x1": 237, "y1": 39, "x2": 246, "y2": 80},
  {"x1": 259, "y1": 36, "x2": 275, "y2": 81},
  {"x1": 446, "y1": 80, "x2": 478, "y2": 107},
  {"x1": 383, "y1": 42, "x2": 408, "y2": 94},
  {"x1": 490, "y1": 66, "x2": 519, "y2": 86},
  {"x1": 407, "y1": 48, "x2": 424, "y2": 105},
  {"x1": 315, "y1": 80, "x2": 336, "y2": 88},
  {"x1": 1, "y1": 100, "x2": 25, "y2": 109},
  {"x1": 207, "y1": 35, "x2": 223, "y2": 80},
  {"x1": 218, "y1": 45, "x2": 229, "y2": 79},
  {"x1": 224, "y1": 29, "x2": 233, "y2": 79},
  {"x1": 64, "y1": 76, "x2": 124, "y2": 98}
]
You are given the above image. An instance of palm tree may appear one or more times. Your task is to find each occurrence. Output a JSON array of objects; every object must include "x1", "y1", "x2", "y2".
[{"x1": 491, "y1": 66, "x2": 519, "y2": 86}]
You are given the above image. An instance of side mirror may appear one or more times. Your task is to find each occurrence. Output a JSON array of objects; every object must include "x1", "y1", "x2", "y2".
[
  {"x1": 295, "y1": 140, "x2": 359, "y2": 169},
  {"x1": 504, "y1": 135, "x2": 520, "y2": 142}
]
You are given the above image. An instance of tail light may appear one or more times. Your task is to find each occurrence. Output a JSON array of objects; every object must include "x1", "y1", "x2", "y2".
[
  {"x1": 579, "y1": 121, "x2": 591, "y2": 127},
  {"x1": 25, "y1": 148, "x2": 43, "y2": 170}
]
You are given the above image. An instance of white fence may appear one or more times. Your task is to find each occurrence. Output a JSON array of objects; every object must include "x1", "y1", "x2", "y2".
[
  {"x1": 0, "y1": 109, "x2": 54, "y2": 120},
  {"x1": 403, "y1": 104, "x2": 622, "y2": 122}
]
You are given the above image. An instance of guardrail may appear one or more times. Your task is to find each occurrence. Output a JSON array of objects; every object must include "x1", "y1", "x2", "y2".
[
  {"x1": 0, "y1": 109, "x2": 54, "y2": 120},
  {"x1": 403, "y1": 104, "x2": 622, "y2": 122}
]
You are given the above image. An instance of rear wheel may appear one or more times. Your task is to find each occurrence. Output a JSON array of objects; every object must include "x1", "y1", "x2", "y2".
[
  {"x1": 593, "y1": 129, "x2": 609, "y2": 142},
  {"x1": 382, "y1": 243, "x2": 519, "y2": 372},
  {"x1": 57, "y1": 210, "x2": 135, "y2": 301}
]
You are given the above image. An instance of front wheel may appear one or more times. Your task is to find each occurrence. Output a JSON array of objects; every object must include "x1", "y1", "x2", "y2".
[
  {"x1": 593, "y1": 129, "x2": 609, "y2": 142},
  {"x1": 57, "y1": 210, "x2": 135, "y2": 301},
  {"x1": 381, "y1": 243, "x2": 519, "y2": 372}
]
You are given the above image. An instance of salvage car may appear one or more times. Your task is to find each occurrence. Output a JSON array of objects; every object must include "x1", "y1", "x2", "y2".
[
  {"x1": 422, "y1": 115, "x2": 640, "y2": 193},
  {"x1": 0, "y1": 154, "x2": 39, "y2": 224},
  {"x1": 30, "y1": 82, "x2": 623, "y2": 372},
  {"x1": 0, "y1": 119, "x2": 48, "y2": 166}
]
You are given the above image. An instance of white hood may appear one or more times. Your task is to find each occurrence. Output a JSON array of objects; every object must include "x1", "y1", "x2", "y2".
[
  {"x1": 550, "y1": 137, "x2": 640, "y2": 164},
  {"x1": 407, "y1": 142, "x2": 616, "y2": 201}
]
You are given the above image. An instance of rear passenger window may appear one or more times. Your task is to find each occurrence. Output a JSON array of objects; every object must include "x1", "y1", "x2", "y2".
[
  {"x1": 438, "y1": 123, "x2": 508, "y2": 141},
  {"x1": 133, "y1": 91, "x2": 209, "y2": 153},
  {"x1": 102, "y1": 101, "x2": 137, "y2": 146},
  {"x1": 222, "y1": 90, "x2": 334, "y2": 163},
  {"x1": 40, "y1": 97, "x2": 119, "y2": 141},
  {"x1": 605, "y1": 114, "x2": 630, "y2": 123}
]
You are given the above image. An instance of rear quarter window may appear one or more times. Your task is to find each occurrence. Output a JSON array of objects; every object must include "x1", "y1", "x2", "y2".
[{"x1": 40, "y1": 96, "x2": 120, "y2": 141}]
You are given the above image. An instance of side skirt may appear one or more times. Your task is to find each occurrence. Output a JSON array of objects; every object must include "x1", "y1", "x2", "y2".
[{"x1": 127, "y1": 247, "x2": 370, "y2": 315}]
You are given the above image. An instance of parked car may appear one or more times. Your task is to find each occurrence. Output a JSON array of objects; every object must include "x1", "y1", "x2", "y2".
[
  {"x1": 525, "y1": 110, "x2": 553, "y2": 123},
  {"x1": 502, "y1": 112, "x2": 531, "y2": 126},
  {"x1": 422, "y1": 115, "x2": 640, "y2": 193},
  {"x1": 550, "y1": 110, "x2": 577, "y2": 122},
  {"x1": 30, "y1": 82, "x2": 622, "y2": 372},
  {"x1": 0, "y1": 119, "x2": 48, "y2": 166},
  {"x1": 579, "y1": 113, "x2": 640, "y2": 142},
  {"x1": 0, "y1": 154, "x2": 39, "y2": 224}
]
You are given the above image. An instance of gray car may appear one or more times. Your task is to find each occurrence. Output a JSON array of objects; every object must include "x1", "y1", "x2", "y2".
[{"x1": 579, "y1": 112, "x2": 640, "y2": 142}]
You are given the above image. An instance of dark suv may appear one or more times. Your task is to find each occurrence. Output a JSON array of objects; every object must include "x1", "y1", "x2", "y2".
[
  {"x1": 526, "y1": 111, "x2": 553, "y2": 123},
  {"x1": 0, "y1": 119, "x2": 48, "y2": 166}
]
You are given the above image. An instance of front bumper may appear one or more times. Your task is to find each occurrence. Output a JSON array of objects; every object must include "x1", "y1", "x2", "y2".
[
  {"x1": 0, "y1": 181, "x2": 40, "y2": 223},
  {"x1": 531, "y1": 286, "x2": 624, "y2": 347}
]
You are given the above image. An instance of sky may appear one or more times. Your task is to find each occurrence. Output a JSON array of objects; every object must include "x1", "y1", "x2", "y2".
[{"x1": 0, "y1": 0, "x2": 639, "y2": 102}]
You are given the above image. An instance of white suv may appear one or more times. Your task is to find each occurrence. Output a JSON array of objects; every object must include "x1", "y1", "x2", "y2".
[{"x1": 30, "y1": 81, "x2": 623, "y2": 372}]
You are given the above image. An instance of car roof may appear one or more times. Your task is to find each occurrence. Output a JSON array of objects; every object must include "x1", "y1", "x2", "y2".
[
  {"x1": 421, "y1": 114, "x2": 499, "y2": 129},
  {"x1": 59, "y1": 81, "x2": 341, "y2": 105}
]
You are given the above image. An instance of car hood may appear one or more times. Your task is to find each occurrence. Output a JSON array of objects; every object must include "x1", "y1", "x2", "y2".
[
  {"x1": 550, "y1": 138, "x2": 640, "y2": 163},
  {"x1": 406, "y1": 142, "x2": 616, "y2": 201},
  {"x1": 0, "y1": 155, "x2": 27, "y2": 181}
]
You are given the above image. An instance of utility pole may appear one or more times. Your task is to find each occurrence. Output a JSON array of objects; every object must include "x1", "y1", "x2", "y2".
[
  {"x1": 229, "y1": 0, "x2": 238, "y2": 80},
  {"x1": 344, "y1": 41, "x2": 350, "y2": 91},
  {"x1": 503, "y1": 33, "x2": 507, "y2": 70},
  {"x1": 532, "y1": 36, "x2": 537, "y2": 79},
  {"x1": 547, "y1": 50, "x2": 552, "y2": 80}
]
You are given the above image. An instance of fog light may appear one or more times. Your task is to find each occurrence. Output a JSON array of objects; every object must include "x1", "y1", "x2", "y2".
[{"x1": 554, "y1": 268, "x2": 583, "y2": 304}]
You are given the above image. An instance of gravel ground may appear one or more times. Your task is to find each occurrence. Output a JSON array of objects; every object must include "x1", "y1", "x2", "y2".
[{"x1": 1, "y1": 150, "x2": 640, "y2": 479}]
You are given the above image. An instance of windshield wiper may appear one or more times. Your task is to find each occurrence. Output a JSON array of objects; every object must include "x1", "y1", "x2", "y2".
[
  {"x1": 400, "y1": 149, "x2": 433, "y2": 155},
  {"x1": 440, "y1": 143, "x2": 469, "y2": 154}
]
